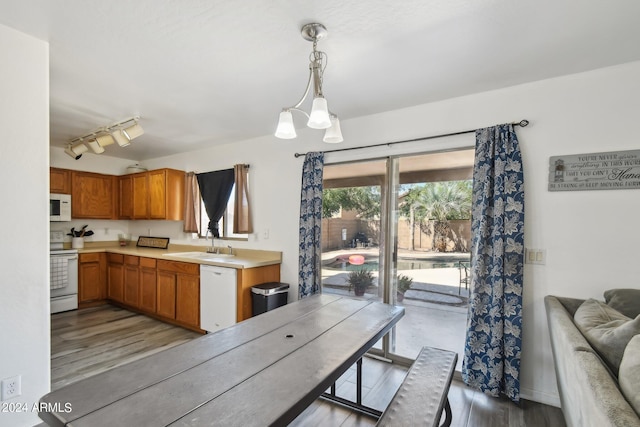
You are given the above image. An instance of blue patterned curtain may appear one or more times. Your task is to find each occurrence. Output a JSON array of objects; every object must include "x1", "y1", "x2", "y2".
[
  {"x1": 298, "y1": 152, "x2": 324, "y2": 298},
  {"x1": 462, "y1": 124, "x2": 524, "y2": 403}
]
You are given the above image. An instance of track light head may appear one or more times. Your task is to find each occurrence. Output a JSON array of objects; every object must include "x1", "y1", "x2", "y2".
[
  {"x1": 122, "y1": 121, "x2": 144, "y2": 141},
  {"x1": 65, "y1": 143, "x2": 88, "y2": 160}
]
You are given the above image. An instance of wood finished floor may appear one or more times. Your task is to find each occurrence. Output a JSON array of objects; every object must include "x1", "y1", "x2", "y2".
[{"x1": 51, "y1": 305, "x2": 566, "y2": 426}]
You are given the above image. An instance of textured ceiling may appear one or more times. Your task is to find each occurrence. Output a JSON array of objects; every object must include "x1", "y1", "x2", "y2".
[{"x1": 1, "y1": 0, "x2": 640, "y2": 160}]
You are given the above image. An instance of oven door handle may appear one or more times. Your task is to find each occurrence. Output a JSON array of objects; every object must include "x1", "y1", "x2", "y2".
[{"x1": 51, "y1": 255, "x2": 78, "y2": 261}]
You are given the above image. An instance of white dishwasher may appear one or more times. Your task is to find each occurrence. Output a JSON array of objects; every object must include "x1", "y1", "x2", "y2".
[{"x1": 200, "y1": 265, "x2": 237, "y2": 333}]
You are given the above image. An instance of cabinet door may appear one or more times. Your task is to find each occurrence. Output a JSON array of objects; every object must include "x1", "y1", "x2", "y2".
[
  {"x1": 139, "y1": 267, "x2": 157, "y2": 313},
  {"x1": 107, "y1": 263, "x2": 124, "y2": 303},
  {"x1": 78, "y1": 253, "x2": 105, "y2": 303},
  {"x1": 124, "y1": 265, "x2": 139, "y2": 308},
  {"x1": 156, "y1": 271, "x2": 176, "y2": 319},
  {"x1": 176, "y1": 274, "x2": 200, "y2": 328},
  {"x1": 71, "y1": 171, "x2": 115, "y2": 219},
  {"x1": 132, "y1": 173, "x2": 149, "y2": 219},
  {"x1": 118, "y1": 175, "x2": 133, "y2": 219},
  {"x1": 50, "y1": 168, "x2": 71, "y2": 194},
  {"x1": 148, "y1": 170, "x2": 167, "y2": 219}
]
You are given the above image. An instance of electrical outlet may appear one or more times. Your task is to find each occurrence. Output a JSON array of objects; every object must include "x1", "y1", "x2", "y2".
[{"x1": 1, "y1": 375, "x2": 21, "y2": 401}]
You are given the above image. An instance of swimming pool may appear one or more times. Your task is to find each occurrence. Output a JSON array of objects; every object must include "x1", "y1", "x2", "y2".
[{"x1": 323, "y1": 256, "x2": 469, "y2": 271}]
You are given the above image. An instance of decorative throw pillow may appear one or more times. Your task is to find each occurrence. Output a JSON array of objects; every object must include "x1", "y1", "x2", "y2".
[
  {"x1": 604, "y1": 288, "x2": 640, "y2": 318},
  {"x1": 574, "y1": 298, "x2": 640, "y2": 373},
  {"x1": 619, "y1": 334, "x2": 640, "y2": 416}
]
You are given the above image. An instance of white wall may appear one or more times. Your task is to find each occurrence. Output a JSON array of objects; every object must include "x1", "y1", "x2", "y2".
[
  {"x1": 142, "y1": 60, "x2": 640, "y2": 406},
  {"x1": 0, "y1": 24, "x2": 50, "y2": 427}
]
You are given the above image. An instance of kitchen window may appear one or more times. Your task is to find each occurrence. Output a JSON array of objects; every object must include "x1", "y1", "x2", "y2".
[{"x1": 199, "y1": 185, "x2": 249, "y2": 240}]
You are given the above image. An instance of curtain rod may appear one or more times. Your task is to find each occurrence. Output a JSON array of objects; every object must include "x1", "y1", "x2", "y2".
[{"x1": 293, "y1": 119, "x2": 529, "y2": 158}]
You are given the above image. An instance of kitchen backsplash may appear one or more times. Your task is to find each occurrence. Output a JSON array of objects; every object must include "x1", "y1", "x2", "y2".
[{"x1": 51, "y1": 219, "x2": 206, "y2": 246}]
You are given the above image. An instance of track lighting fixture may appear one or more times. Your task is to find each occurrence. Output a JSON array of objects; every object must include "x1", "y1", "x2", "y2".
[
  {"x1": 67, "y1": 116, "x2": 144, "y2": 158},
  {"x1": 275, "y1": 23, "x2": 343, "y2": 143}
]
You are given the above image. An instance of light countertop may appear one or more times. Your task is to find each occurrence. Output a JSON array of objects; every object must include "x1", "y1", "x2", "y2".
[{"x1": 77, "y1": 242, "x2": 282, "y2": 270}]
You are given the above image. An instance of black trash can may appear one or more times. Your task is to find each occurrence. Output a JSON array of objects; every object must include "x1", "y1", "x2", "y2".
[{"x1": 251, "y1": 282, "x2": 289, "y2": 316}]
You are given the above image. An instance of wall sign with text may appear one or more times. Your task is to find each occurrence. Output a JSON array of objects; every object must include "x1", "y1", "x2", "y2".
[{"x1": 549, "y1": 149, "x2": 640, "y2": 191}]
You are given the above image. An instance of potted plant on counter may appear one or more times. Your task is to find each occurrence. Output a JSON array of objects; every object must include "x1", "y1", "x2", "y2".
[
  {"x1": 348, "y1": 269, "x2": 374, "y2": 297},
  {"x1": 68, "y1": 225, "x2": 94, "y2": 249},
  {"x1": 396, "y1": 274, "x2": 413, "y2": 302}
]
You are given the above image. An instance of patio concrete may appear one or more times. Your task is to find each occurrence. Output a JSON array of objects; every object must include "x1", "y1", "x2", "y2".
[{"x1": 321, "y1": 250, "x2": 470, "y2": 372}]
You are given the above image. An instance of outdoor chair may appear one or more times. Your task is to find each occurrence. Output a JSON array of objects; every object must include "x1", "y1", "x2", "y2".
[{"x1": 458, "y1": 261, "x2": 470, "y2": 295}]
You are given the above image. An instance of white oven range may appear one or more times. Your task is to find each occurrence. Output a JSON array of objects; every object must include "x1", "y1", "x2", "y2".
[{"x1": 50, "y1": 231, "x2": 78, "y2": 314}]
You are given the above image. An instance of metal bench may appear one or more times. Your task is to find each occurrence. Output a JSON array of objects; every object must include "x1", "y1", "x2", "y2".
[{"x1": 377, "y1": 346, "x2": 457, "y2": 427}]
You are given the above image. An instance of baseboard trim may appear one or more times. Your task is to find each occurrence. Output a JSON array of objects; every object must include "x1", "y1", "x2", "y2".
[{"x1": 520, "y1": 387, "x2": 561, "y2": 408}]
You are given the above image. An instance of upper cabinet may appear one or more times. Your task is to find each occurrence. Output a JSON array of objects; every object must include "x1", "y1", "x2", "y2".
[
  {"x1": 149, "y1": 169, "x2": 184, "y2": 220},
  {"x1": 118, "y1": 168, "x2": 185, "y2": 221},
  {"x1": 53, "y1": 167, "x2": 185, "y2": 220},
  {"x1": 71, "y1": 171, "x2": 117, "y2": 219},
  {"x1": 50, "y1": 167, "x2": 71, "y2": 194}
]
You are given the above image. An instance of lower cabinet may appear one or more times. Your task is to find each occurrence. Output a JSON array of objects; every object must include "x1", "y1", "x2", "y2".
[
  {"x1": 107, "y1": 254, "x2": 125, "y2": 303},
  {"x1": 156, "y1": 270, "x2": 177, "y2": 319},
  {"x1": 139, "y1": 258, "x2": 157, "y2": 313},
  {"x1": 157, "y1": 260, "x2": 200, "y2": 329},
  {"x1": 123, "y1": 255, "x2": 139, "y2": 307},
  {"x1": 78, "y1": 253, "x2": 106, "y2": 305},
  {"x1": 94, "y1": 251, "x2": 280, "y2": 333},
  {"x1": 176, "y1": 274, "x2": 200, "y2": 327}
]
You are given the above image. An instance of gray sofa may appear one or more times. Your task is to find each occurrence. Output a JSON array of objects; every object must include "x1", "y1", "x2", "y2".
[{"x1": 545, "y1": 295, "x2": 640, "y2": 427}]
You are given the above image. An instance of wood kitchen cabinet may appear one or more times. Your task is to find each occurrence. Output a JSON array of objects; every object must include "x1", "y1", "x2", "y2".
[
  {"x1": 132, "y1": 172, "x2": 150, "y2": 219},
  {"x1": 156, "y1": 270, "x2": 176, "y2": 319},
  {"x1": 78, "y1": 252, "x2": 106, "y2": 306},
  {"x1": 157, "y1": 260, "x2": 199, "y2": 329},
  {"x1": 50, "y1": 167, "x2": 71, "y2": 194},
  {"x1": 123, "y1": 255, "x2": 139, "y2": 307},
  {"x1": 118, "y1": 175, "x2": 133, "y2": 219},
  {"x1": 176, "y1": 274, "x2": 199, "y2": 327},
  {"x1": 117, "y1": 168, "x2": 184, "y2": 220},
  {"x1": 149, "y1": 169, "x2": 184, "y2": 220},
  {"x1": 139, "y1": 257, "x2": 157, "y2": 313},
  {"x1": 107, "y1": 253, "x2": 125, "y2": 303},
  {"x1": 71, "y1": 171, "x2": 117, "y2": 219}
]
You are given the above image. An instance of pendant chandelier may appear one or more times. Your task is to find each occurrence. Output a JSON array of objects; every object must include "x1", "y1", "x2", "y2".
[{"x1": 275, "y1": 23, "x2": 343, "y2": 143}]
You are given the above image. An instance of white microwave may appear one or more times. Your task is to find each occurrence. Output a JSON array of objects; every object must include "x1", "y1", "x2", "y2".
[{"x1": 50, "y1": 193, "x2": 71, "y2": 222}]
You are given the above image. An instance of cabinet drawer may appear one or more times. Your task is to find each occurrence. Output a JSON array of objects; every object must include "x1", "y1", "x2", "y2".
[
  {"x1": 124, "y1": 255, "x2": 139, "y2": 266},
  {"x1": 79, "y1": 253, "x2": 101, "y2": 263},
  {"x1": 157, "y1": 260, "x2": 199, "y2": 275},
  {"x1": 108, "y1": 253, "x2": 124, "y2": 264},
  {"x1": 140, "y1": 257, "x2": 156, "y2": 269}
]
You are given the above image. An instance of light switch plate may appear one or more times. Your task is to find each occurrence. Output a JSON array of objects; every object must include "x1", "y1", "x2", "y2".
[{"x1": 525, "y1": 248, "x2": 546, "y2": 265}]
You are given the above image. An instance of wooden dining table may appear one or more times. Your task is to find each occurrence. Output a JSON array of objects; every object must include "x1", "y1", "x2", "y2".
[{"x1": 39, "y1": 294, "x2": 404, "y2": 426}]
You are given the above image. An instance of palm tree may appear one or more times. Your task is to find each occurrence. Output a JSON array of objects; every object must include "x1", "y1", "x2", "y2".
[{"x1": 400, "y1": 181, "x2": 471, "y2": 251}]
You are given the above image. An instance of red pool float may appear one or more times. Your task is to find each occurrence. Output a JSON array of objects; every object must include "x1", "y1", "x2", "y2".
[{"x1": 348, "y1": 255, "x2": 365, "y2": 265}]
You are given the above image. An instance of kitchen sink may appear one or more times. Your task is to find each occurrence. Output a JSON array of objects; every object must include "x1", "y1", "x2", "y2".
[{"x1": 163, "y1": 251, "x2": 235, "y2": 261}]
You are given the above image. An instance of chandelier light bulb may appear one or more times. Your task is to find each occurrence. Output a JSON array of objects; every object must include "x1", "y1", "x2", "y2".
[
  {"x1": 307, "y1": 97, "x2": 331, "y2": 129},
  {"x1": 275, "y1": 111, "x2": 297, "y2": 139},
  {"x1": 323, "y1": 116, "x2": 343, "y2": 143}
]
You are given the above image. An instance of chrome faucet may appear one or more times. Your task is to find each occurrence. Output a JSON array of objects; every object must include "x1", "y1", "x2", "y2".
[{"x1": 205, "y1": 230, "x2": 219, "y2": 254}]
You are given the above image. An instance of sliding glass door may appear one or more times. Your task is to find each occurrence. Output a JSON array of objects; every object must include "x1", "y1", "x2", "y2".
[{"x1": 321, "y1": 149, "x2": 473, "y2": 367}]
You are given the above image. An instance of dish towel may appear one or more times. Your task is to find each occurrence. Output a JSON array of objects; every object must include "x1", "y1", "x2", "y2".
[{"x1": 51, "y1": 257, "x2": 69, "y2": 290}]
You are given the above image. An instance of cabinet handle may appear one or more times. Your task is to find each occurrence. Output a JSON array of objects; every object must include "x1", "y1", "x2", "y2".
[{"x1": 213, "y1": 272, "x2": 222, "y2": 275}]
